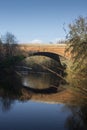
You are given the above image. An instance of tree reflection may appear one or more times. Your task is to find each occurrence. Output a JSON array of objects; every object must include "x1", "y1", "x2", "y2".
[
  {"x1": 65, "y1": 105, "x2": 87, "y2": 130},
  {"x1": 0, "y1": 98, "x2": 15, "y2": 112},
  {"x1": 0, "y1": 74, "x2": 20, "y2": 112},
  {"x1": 0, "y1": 73, "x2": 32, "y2": 112}
]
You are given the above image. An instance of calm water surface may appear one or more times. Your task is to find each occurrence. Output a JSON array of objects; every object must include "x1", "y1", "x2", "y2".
[
  {"x1": 0, "y1": 98, "x2": 87, "y2": 130},
  {"x1": 0, "y1": 72, "x2": 87, "y2": 130},
  {"x1": 0, "y1": 99, "x2": 71, "y2": 130}
]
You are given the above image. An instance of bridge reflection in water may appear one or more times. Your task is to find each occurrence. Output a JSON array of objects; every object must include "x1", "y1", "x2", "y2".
[
  {"x1": 15, "y1": 65, "x2": 66, "y2": 93},
  {"x1": 21, "y1": 72, "x2": 62, "y2": 93}
]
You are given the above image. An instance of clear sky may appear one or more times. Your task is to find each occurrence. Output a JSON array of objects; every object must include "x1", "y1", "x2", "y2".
[{"x1": 0, "y1": 0, "x2": 87, "y2": 43}]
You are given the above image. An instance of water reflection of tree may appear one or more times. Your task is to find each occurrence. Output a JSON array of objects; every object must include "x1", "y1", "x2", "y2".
[
  {"x1": 0, "y1": 98, "x2": 15, "y2": 112},
  {"x1": 0, "y1": 72, "x2": 32, "y2": 112},
  {"x1": 0, "y1": 74, "x2": 20, "y2": 112},
  {"x1": 65, "y1": 105, "x2": 87, "y2": 130}
]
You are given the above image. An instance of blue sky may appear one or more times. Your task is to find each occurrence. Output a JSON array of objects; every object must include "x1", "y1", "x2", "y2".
[{"x1": 0, "y1": 0, "x2": 87, "y2": 43}]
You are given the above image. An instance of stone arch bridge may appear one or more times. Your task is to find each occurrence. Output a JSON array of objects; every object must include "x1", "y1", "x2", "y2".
[{"x1": 19, "y1": 44, "x2": 70, "y2": 59}]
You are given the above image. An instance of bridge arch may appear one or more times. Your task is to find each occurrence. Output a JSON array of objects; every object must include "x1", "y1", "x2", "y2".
[{"x1": 28, "y1": 51, "x2": 65, "y2": 67}]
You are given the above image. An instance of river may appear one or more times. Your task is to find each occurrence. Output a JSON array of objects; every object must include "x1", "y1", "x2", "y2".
[{"x1": 0, "y1": 72, "x2": 87, "y2": 130}]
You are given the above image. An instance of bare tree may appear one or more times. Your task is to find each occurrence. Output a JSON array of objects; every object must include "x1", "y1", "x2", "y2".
[
  {"x1": 2, "y1": 32, "x2": 18, "y2": 57},
  {"x1": 0, "y1": 38, "x2": 4, "y2": 60}
]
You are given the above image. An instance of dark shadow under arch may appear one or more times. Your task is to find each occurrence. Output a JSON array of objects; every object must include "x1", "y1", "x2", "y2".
[{"x1": 28, "y1": 51, "x2": 63, "y2": 66}]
